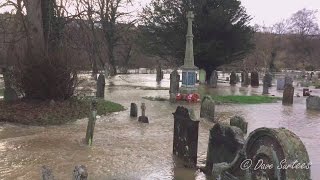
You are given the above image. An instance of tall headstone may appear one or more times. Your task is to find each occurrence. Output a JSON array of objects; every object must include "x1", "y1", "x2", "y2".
[
  {"x1": 199, "y1": 69, "x2": 206, "y2": 84},
  {"x1": 229, "y1": 71, "x2": 237, "y2": 85},
  {"x1": 241, "y1": 71, "x2": 249, "y2": 86},
  {"x1": 282, "y1": 85, "x2": 294, "y2": 105},
  {"x1": 96, "y1": 73, "x2": 105, "y2": 98},
  {"x1": 173, "y1": 106, "x2": 199, "y2": 168},
  {"x1": 306, "y1": 96, "x2": 320, "y2": 111},
  {"x1": 209, "y1": 70, "x2": 218, "y2": 88},
  {"x1": 85, "y1": 99, "x2": 97, "y2": 145},
  {"x1": 170, "y1": 70, "x2": 180, "y2": 102},
  {"x1": 200, "y1": 96, "x2": 215, "y2": 121},
  {"x1": 180, "y1": 11, "x2": 198, "y2": 93},
  {"x1": 130, "y1": 103, "x2": 138, "y2": 117},
  {"x1": 277, "y1": 78, "x2": 285, "y2": 90},
  {"x1": 156, "y1": 65, "x2": 162, "y2": 82},
  {"x1": 250, "y1": 71, "x2": 259, "y2": 87},
  {"x1": 262, "y1": 75, "x2": 269, "y2": 94}
]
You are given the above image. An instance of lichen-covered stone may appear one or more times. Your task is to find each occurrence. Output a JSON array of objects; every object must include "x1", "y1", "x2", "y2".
[
  {"x1": 200, "y1": 96, "x2": 215, "y2": 121},
  {"x1": 306, "y1": 96, "x2": 320, "y2": 111}
]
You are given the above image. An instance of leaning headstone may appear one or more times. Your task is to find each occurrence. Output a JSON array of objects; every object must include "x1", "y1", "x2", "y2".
[
  {"x1": 230, "y1": 116, "x2": 248, "y2": 134},
  {"x1": 73, "y1": 165, "x2": 88, "y2": 180},
  {"x1": 282, "y1": 85, "x2": 294, "y2": 105},
  {"x1": 173, "y1": 106, "x2": 199, "y2": 168},
  {"x1": 277, "y1": 78, "x2": 285, "y2": 90},
  {"x1": 229, "y1": 71, "x2": 237, "y2": 85},
  {"x1": 306, "y1": 96, "x2": 320, "y2": 111},
  {"x1": 138, "y1": 103, "x2": 149, "y2": 123},
  {"x1": 130, "y1": 103, "x2": 138, "y2": 117},
  {"x1": 200, "y1": 96, "x2": 215, "y2": 121},
  {"x1": 209, "y1": 70, "x2": 218, "y2": 88},
  {"x1": 41, "y1": 166, "x2": 55, "y2": 180},
  {"x1": 85, "y1": 99, "x2": 97, "y2": 145},
  {"x1": 204, "y1": 123, "x2": 244, "y2": 175},
  {"x1": 199, "y1": 69, "x2": 206, "y2": 84},
  {"x1": 250, "y1": 71, "x2": 259, "y2": 87},
  {"x1": 262, "y1": 75, "x2": 269, "y2": 94},
  {"x1": 96, "y1": 73, "x2": 105, "y2": 98}
]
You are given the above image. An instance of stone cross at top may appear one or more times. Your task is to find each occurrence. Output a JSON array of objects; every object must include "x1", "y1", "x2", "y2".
[{"x1": 187, "y1": 11, "x2": 194, "y2": 21}]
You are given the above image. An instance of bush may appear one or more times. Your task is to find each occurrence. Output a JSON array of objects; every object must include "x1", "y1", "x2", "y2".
[{"x1": 14, "y1": 51, "x2": 78, "y2": 100}]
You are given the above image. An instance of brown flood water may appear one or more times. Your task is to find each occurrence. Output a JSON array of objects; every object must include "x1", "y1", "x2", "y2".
[{"x1": 0, "y1": 74, "x2": 320, "y2": 179}]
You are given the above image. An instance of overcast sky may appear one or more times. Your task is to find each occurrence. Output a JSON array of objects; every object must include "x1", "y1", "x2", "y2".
[
  {"x1": 136, "y1": 0, "x2": 320, "y2": 26},
  {"x1": 1, "y1": 0, "x2": 320, "y2": 26}
]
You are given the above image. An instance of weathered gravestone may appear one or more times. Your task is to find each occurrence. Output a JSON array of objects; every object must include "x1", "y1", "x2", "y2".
[
  {"x1": 262, "y1": 75, "x2": 269, "y2": 95},
  {"x1": 282, "y1": 84, "x2": 294, "y2": 105},
  {"x1": 130, "y1": 103, "x2": 138, "y2": 117},
  {"x1": 230, "y1": 116, "x2": 248, "y2": 134},
  {"x1": 229, "y1": 71, "x2": 237, "y2": 85},
  {"x1": 209, "y1": 70, "x2": 218, "y2": 88},
  {"x1": 156, "y1": 65, "x2": 162, "y2": 82},
  {"x1": 173, "y1": 106, "x2": 199, "y2": 167},
  {"x1": 203, "y1": 127, "x2": 311, "y2": 180},
  {"x1": 199, "y1": 69, "x2": 206, "y2": 84},
  {"x1": 241, "y1": 71, "x2": 250, "y2": 86},
  {"x1": 138, "y1": 103, "x2": 149, "y2": 123},
  {"x1": 265, "y1": 72, "x2": 273, "y2": 87},
  {"x1": 204, "y1": 123, "x2": 245, "y2": 175},
  {"x1": 85, "y1": 99, "x2": 97, "y2": 146},
  {"x1": 250, "y1": 71, "x2": 259, "y2": 87},
  {"x1": 170, "y1": 70, "x2": 180, "y2": 102},
  {"x1": 306, "y1": 96, "x2": 320, "y2": 111},
  {"x1": 96, "y1": 73, "x2": 105, "y2": 98},
  {"x1": 277, "y1": 78, "x2": 285, "y2": 90},
  {"x1": 73, "y1": 165, "x2": 88, "y2": 180},
  {"x1": 200, "y1": 96, "x2": 215, "y2": 121}
]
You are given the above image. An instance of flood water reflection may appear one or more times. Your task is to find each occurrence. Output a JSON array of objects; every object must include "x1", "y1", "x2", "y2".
[{"x1": 0, "y1": 74, "x2": 319, "y2": 179}]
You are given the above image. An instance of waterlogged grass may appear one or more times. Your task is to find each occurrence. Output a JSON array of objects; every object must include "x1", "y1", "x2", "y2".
[
  {"x1": 0, "y1": 97, "x2": 125, "y2": 126},
  {"x1": 211, "y1": 95, "x2": 281, "y2": 104}
]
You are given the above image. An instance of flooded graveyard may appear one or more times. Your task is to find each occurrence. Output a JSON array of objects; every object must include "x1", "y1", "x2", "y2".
[{"x1": 0, "y1": 71, "x2": 320, "y2": 179}]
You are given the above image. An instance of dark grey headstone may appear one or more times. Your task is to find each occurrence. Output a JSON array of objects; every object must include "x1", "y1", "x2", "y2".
[
  {"x1": 306, "y1": 96, "x2": 320, "y2": 111},
  {"x1": 96, "y1": 73, "x2": 105, "y2": 98},
  {"x1": 130, "y1": 103, "x2": 138, "y2": 117},
  {"x1": 250, "y1": 71, "x2": 259, "y2": 87},
  {"x1": 229, "y1": 71, "x2": 237, "y2": 85},
  {"x1": 282, "y1": 85, "x2": 294, "y2": 105},
  {"x1": 170, "y1": 70, "x2": 179, "y2": 95},
  {"x1": 209, "y1": 70, "x2": 218, "y2": 88}
]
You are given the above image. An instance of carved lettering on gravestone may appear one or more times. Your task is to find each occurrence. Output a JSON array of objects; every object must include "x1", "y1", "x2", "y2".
[
  {"x1": 96, "y1": 73, "x2": 105, "y2": 98},
  {"x1": 173, "y1": 106, "x2": 199, "y2": 167},
  {"x1": 200, "y1": 96, "x2": 215, "y2": 121},
  {"x1": 282, "y1": 85, "x2": 294, "y2": 105},
  {"x1": 250, "y1": 71, "x2": 259, "y2": 87}
]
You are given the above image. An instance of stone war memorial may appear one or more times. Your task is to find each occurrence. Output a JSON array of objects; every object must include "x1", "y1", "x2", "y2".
[{"x1": 0, "y1": 1, "x2": 320, "y2": 180}]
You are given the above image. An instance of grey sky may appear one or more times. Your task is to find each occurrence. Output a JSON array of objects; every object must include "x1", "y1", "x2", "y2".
[{"x1": 137, "y1": 0, "x2": 320, "y2": 26}]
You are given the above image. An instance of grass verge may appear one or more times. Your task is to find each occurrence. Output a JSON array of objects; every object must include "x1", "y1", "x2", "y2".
[
  {"x1": 211, "y1": 95, "x2": 281, "y2": 104},
  {"x1": 0, "y1": 97, "x2": 124, "y2": 126}
]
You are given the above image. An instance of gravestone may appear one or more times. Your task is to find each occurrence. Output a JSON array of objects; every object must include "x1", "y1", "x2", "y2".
[
  {"x1": 199, "y1": 69, "x2": 206, "y2": 84},
  {"x1": 250, "y1": 71, "x2": 259, "y2": 87},
  {"x1": 265, "y1": 72, "x2": 272, "y2": 87},
  {"x1": 73, "y1": 165, "x2": 88, "y2": 180},
  {"x1": 85, "y1": 99, "x2": 97, "y2": 145},
  {"x1": 96, "y1": 73, "x2": 105, "y2": 98},
  {"x1": 156, "y1": 65, "x2": 162, "y2": 82},
  {"x1": 130, "y1": 103, "x2": 138, "y2": 117},
  {"x1": 230, "y1": 116, "x2": 248, "y2": 134},
  {"x1": 241, "y1": 72, "x2": 245, "y2": 83},
  {"x1": 170, "y1": 70, "x2": 180, "y2": 102},
  {"x1": 209, "y1": 70, "x2": 218, "y2": 88},
  {"x1": 303, "y1": 88, "x2": 310, "y2": 96},
  {"x1": 138, "y1": 103, "x2": 149, "y2": 123},
  {"x1": 173, "y1": 106, "x2": 199, "y2": 167},
  {"x1": 200, "y1": 96, "x2": 215, "y2": 121},
  {"x1": 229, "y1": 71, "x2": 237, "y2": 85},
  {"x1": 306, "y1": 96, "x2": 320, "y2": 111},
  {"x1": 205, "y1": 123, "x2": 244, "y2": 175},
  {"x1": 236, "y1": 74, "x2": 240, "y2": 83},
  {"x1": 277, "y1": 78, "x2": 285, "y2": 90},
  {"x1": 282, "y1": 85, "x2": 294, "y2": 105},
  {"x1": 241, "y1": 71, "x2": 249, "y2": 86},
  {"x1": 262, "y1": 75, "x2": 269, "y2": 94}
]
